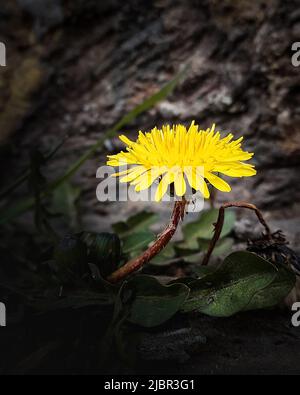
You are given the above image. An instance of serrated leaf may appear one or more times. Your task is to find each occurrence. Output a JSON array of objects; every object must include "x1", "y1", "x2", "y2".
[
  {"x1": 182, "y1": 251, "x2": 278, "y2": 317},
  {"x1": 124, "y1": 275, "x2": 190, "y2": 327}
]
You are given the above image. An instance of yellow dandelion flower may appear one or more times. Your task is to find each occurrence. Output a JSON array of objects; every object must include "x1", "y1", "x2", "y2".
[{"x1": 107, "y1": 121, "x2": 256, "y2": 202}]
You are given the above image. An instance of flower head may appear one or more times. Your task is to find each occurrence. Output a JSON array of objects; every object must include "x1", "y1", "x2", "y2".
[{"x1": 107, "y1": 122, "x2": 256, "y2": 201}]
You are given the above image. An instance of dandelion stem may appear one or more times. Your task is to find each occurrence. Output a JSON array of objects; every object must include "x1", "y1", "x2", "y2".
[
  {"x1": 202, "y1": 201, "x2": 272, "y2": 266},
  {"x1": 107, "y1": 199, "x2": 187, "y2": 283}
]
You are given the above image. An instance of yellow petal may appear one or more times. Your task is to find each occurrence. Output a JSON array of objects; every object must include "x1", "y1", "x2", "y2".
[
  {"x1": 174, "y1": 169, "x2": 186, "y2": 197},
  {"x1": 120, "y1": 166, "x2": 147, "y2": 182},
  {"x1": 119, "y1": 135, "x2": 134, "y2": 146},
  {"x1": 134, "y1": 167, "x2": 167, "y2": 191},
  {"x1": 106, "y1": 122, "x2": 256, "y2": 202},
  {"x1": 155, "y1": 171, "x2": 175, "y2": 201},
  {"x1": 189, "y1": 167, "x2": 210, "y2": 199},
  {"x1": 219, "y1": 167, "x2": 257, "y2": 177},
  {"x1": 111, "y1": 169, "x2": 131, "y2": 177},
  {"x1": 205, "y1": 172, "x2": 231, "y2": 192},
  {"x1": 213, "y1": 162, "x2": 256, "y2": 177},
  {"x1": 201, "y1": 179, "x2": 210, "y2": 199}
]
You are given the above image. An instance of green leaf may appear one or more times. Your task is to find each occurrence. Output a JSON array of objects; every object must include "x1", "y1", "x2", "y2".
[
  {"x1": 179, "y1": 252, "x2": 202, "y2": 264},
  {"x1": 182, "y1": 209, "x2": 236, "y2": 248},
  {"x1": 174, "y1": 245, "x2": 199, "y2": 257},
  {"x1": 182, "y1": 251, "x2": 278, "y2": 317},
  {"x1": 192, "y1": 266, "x2": 216, "y2": 279},
  {"x1": 122, "y1": 231, "x2": 155, "y2": 255},
  {"x1": 198, "y1": 237, "x2": 234, "y2": 256},
  {"x1": 124, "y1": 275, "x2": 190, "y2": 327},
  {"x1": 113, "y1": 211, "x2": 158, "y2": 236},
  {"x1": 149, "y1": 243, "x2": 176, "y2": 266},
  {"x1": 81, "y1": 232, "x2": 121, "y2": 277},
  {"x1": 177, "y1": 238, "x2": 234, "y2": 264},
  {"x1": 167, "y1": 277, "x2": 199, "y2": 286},
  {"x1": 244, "y1": 263, "x2": 296, "y2": 311},
  {"x1": 220, "y1": 210, "x2": 236, "y2": 238}
]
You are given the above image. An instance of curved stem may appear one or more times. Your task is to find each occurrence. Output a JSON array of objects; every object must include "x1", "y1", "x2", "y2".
[
  {"x1": 202, "y1": 201, "x2": 271, "y2": 266},
  {"x1": 107, "y1": 199, "x2": 187, "y2": 283}
]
